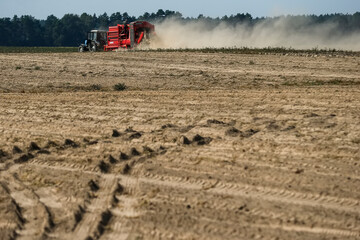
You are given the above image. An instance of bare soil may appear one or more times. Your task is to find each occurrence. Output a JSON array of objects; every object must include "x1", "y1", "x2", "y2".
[{"x1": 0, "y1": 51, "x2": 359, "y2": 240}]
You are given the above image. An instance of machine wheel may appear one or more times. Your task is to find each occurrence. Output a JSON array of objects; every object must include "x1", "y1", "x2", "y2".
[
  {"x1": 89, "y1": 44, "x2": 97, "y2": 52},
  {"x1": 78, "y1": 46, "x2": 84, "y2": 52}
]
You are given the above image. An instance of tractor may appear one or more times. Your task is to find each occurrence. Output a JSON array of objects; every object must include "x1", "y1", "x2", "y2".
[{"x1": 78, "y1": 30, "x2": 107, "y2": 52}]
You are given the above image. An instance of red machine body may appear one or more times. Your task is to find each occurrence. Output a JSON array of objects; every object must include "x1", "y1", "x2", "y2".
[{"x1": 104, "y1": 21, "x2": 155, "y2": 51}]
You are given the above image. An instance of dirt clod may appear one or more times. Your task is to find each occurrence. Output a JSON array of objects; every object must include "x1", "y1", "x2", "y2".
[
  {"x1": 193, "y1": 134, "x2": 204, "y2": 142},
  {"x1": 225, "y1": 127, "x2": 241, "y2": 137},
  {"x1": 180, "y1": 136, "x2": 191, "y2": 145},
  {"x1": 238, "y1": 204, "x2": 247, "y2": 210},
  {"x1": 115, "y1": 183, "x2": 124, "y2": 194},
  {"x1": 64, "y1": 139, "x2": 79, "y2": 148},
  {"x1": 74, "y1": 205, "x2": 85, "y2": 226},
  {"x1": 122, "y1": 164, "x2": 131, "y2": 174},
  {"x1": 109, "y1": 155, "x2": 117, "y2": 164},
  {"x1": 29, "y1": 142, "x2": 41, "y2": 151},
  {"x1": 207, "y1": 119, "x2": 226, "y2": 125},
  {"x1": 306, "y1": 113, "x2": 320, "y2": 118},
  {"x1": 119, "y1": 152, "x2": 129, "y2": 161},
  {"x1": 128, "y1": 132, "x2": 142, "y2": 140},
  {"x1": 88, "y1": 180, "x2": 99, "y2": 192},
  {"x1": 240, "y1": 129, "x2": 259, "y2": 138},
  {"x1": 112, "y1": 130, "x2": 121, "y2": 137},
  {"x1": 96, "y1": 210, "x2": 112, "y2": 236},
  {"x1": 143, "y1": 146, "x2": 154, "y2": 153},
  {"x1": 192, "y1": 134, "x2": 212, "y2": 145},
  {"x1": 98, "y1": 160, "x2": 110, "y2": 173},
  {"x1": 14, "y1": 154, "x2": 33, "y2": 164},
  {"x1": 131, "y1": 147, "x2": 141, "y2": 156},
  {"x1": 12, "y1": 146, "x2": 23, "y2": 154},
  {"x1": 0, "y1": 149, "x2": 8, "y2": 159}
]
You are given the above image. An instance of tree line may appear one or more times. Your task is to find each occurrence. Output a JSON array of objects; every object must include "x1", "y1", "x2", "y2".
[{"x1": 0, "y1": 9, "x2": 359, "y2": 47}]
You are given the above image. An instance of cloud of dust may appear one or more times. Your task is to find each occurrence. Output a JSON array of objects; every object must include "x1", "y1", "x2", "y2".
[{"x1": 149, "y1": 18, "x2": 360, "y2": 51}]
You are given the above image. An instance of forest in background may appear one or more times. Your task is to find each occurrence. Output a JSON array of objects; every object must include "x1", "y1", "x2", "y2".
[{"x1": 0, "y1": 9, "x2": 360, "y2": 47}]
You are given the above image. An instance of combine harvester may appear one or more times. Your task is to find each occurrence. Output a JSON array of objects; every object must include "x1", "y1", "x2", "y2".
[{"x1": 78, "y1": 21, "x2": 155, "y2": 52}]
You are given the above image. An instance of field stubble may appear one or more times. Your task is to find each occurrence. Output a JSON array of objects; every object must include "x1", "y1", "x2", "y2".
[{"x1": 0, "y1": 51, "x2": 359, "y2": 240}]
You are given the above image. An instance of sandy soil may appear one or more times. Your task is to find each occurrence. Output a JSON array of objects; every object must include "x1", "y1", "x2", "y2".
[{"x1": 0, "y1": 51, "x2": 359, "y2": 240}]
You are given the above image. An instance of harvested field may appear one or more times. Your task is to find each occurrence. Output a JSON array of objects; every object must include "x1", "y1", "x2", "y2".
[{"x1": 0, "y1": 51, "x2": 359, "y2": 240}]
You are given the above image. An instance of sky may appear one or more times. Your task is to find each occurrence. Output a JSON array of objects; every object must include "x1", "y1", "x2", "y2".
[{"x1": 0, "y1": 0, "x2": 359, "y2": 20}]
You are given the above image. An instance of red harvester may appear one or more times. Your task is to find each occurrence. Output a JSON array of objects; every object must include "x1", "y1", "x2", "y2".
[{"x1": 104, "y1": 21, "x2": 155, "y2": 51}]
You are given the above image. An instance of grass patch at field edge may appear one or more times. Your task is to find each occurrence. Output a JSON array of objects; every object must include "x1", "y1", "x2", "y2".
[{"x1": 0, "y1": 46, "x2": 78, "y2": 53}]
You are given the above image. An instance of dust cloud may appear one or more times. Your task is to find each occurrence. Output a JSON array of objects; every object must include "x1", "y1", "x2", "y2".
[{"x1": 150, "y1": 18, "x2": 360, "y2": 51}]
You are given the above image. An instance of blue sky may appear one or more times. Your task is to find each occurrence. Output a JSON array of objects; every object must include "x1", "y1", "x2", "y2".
[{"x1": 1, "y1": 0, "x2": 359, "y2": 19}]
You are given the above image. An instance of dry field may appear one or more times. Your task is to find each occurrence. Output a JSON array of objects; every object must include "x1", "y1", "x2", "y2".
[{"x1": 0, "y1": 51, "x2": 360, "y2": 240}]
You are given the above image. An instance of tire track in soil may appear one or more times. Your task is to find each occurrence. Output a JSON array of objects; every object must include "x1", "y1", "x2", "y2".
[
  {"x1": 24, "y1": 160, "x2": 360, "y2": 238},
  {"x1": 191, "y1": 146, "x2": 359, "y2": 179},
  {"x1": 69, "y1": 175, "x2": 118, "y2": 240},
  {"x1": 0, "y1": 169, "x2": 54, "y2": 240},
  {"x1": 149, "y1": 192, "x2": 360, "y2": 238},
  {"x1": 260, "y1": 224, "x2": 360, "y2": 238},
  {"x1": 181, "y1": 214, "x2": 360, "y2": 239},
  {"x1": 10, "y1": 131, "x2": 358, "y2": 238},
  {"x1": 26, "y1": 158, "x2": 143, "y2": 240},
  {"x1": 0, "y1": 182, "x2": 24, "y2": 240},
  {"x1": 152, "y1": 155, "x2": 360, "y2": 192},
  {"x1": 101, "y1": 176, "x2": 143, "y2": 240},
  {"x1": 0, "y1": 126, "x2": 103, "y2": 146},
  {"x1": 142, "y1": 172, "x2": 360, "y2": 213},
  {"x1": 27, "y1": 158, "x2": 360, "y2": 214}
]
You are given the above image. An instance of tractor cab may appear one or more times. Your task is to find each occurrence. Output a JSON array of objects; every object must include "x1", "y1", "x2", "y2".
[{"x1": 79, "y1": 30, "x2": 107, "y2": 52}]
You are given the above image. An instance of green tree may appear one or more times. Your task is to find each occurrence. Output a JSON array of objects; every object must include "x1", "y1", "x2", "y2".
[
  {"x1": 58, "y1": 14, "x2": 84, "y2": 46},
  {"x1": 97, "y1": 13, "x2": 109, "y2": 28},
  {"x1": 110, "y1": 12, "x2": 123, "y2": 25},
  {"x1": 0, "y1": 17, "x2": 12, "y2": 45},
  {"x1": 44, "y1": 15, "x2": 59, "y2": 46}
]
